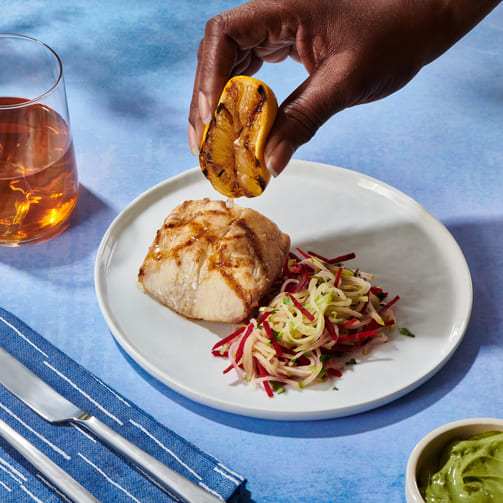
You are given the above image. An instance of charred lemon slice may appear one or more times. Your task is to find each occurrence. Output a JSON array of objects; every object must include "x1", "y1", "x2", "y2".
[{"x1": 199, "y1": 76, "x2": 278, "y2": 198}]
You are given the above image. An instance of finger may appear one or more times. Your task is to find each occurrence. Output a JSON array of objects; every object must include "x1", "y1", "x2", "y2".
[
  {"x1": 197, "y1": 13, "x2": 245, "y2": 120},
  {"x1": 188, "y1": 39, "x2": 205, "y2": 154},
  {"x1": 232, "y1": 49, "x2": 264, "y2": 78},
  {"x1": 254, "y1": 42, "x2": 294, "y2": 63},
  {"x1": 197, "y1": 3, "x2": 287, "y2": 116},
  {"x1": 265, "y1": 54, "x2": 356, "y2": 176},
  {"x1": 190, "y1": 1, "x2": 300, "y2": 155}
]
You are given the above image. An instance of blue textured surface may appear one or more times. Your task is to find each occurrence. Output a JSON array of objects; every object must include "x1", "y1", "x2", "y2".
[
  {"x1": 0, "y1": 308, "x2": 244, "y2": 501},
  {"x1": 0, "y1": 1, "x2": 502, "y2": 502}
]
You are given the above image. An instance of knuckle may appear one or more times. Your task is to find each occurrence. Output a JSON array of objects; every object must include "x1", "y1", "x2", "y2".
[
  {"x1": 283, "y1": 101, "x2": 324, "y2": 144},
  {"x1": 196, "y1": 38, "x2": 204, "y2": 59},
  {"x1": 189, "y1": 96, "x2": 199, "y2": 120},
  {"x1": 204, "y1": 13, "x2": 229, "y2": 38}
]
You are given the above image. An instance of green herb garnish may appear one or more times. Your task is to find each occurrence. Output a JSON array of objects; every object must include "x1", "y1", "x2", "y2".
[
  {"x1": 271, "y1": 327, "x2": 281, "y2": 340},
  {"x1": 282, "y1": 295, "x2": 294, "y2": 306},
  {"x1": 271, "y1": 382, "x2": 285, "y2": 394},
  {"x1": 399, "y1": 327, "x2": 416, "y2": 337}
]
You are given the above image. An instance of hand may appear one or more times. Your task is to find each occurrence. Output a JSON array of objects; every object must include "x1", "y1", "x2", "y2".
[{"x1": 189, "y1": 0, "x2": 500, "y2": 176}]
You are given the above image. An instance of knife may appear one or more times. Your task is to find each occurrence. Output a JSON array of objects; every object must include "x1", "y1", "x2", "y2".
[
  {"x1": 0, "y1": 347, "x2": 221, "y2": 503},
  {"x1": 0, "y1": 417, "x2": 99, "y2": 503}
]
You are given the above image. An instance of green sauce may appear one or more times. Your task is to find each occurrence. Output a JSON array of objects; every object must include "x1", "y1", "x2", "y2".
[{"x1": 420, "y1": 431, "x2": 503, "y2": 502}]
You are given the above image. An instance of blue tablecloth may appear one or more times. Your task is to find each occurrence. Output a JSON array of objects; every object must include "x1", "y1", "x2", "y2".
[{"x1": 0, "y1": 308, "x2": 244, "y2": 502}]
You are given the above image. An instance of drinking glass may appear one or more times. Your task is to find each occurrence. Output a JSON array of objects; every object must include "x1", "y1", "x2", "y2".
[{"x1": 0, "y1": 34, "x2": 79, "y2": 246}]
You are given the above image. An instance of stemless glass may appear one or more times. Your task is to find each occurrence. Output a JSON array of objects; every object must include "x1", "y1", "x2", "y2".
[{"x1": 0, "y1": 34, "x2": 78, "y2": 246}]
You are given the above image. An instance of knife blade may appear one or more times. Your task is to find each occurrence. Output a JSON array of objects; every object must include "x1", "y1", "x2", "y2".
[
  {"x1": 0, "y1": 347, "x2": 221, "y2": 503},
  {"x1": 0, "y1": 417, "x2": 99, "y2": 503}
]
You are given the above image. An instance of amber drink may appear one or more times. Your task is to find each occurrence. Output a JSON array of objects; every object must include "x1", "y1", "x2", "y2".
[{"x1": 0, "y1": 35, "x2": 78, "y2": 245}]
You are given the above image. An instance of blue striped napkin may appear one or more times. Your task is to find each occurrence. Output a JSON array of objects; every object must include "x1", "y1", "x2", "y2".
[{"x1": 0, "y1": 307, "x2": 245, "y2": 502}]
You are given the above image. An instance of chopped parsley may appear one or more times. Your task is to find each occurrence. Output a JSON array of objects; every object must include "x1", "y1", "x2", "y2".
[
  {"x1": 271, "y1": 327, "x2": 281, "y2": 340},
  {"x1": 271, "y1": 382, "x2": 285, "y2": 394},
  {"x1": 282, "y1": 295, "x2": 294, "y2": 306},
  {"x1": 399, "y1": 327, "x2": 416, "y2": 337}
]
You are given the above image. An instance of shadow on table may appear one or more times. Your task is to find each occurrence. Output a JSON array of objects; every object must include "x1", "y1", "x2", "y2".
[
  {"x1": 0, "y1": 185, "x2": 115, "y2": 286},
  {"x1": 119, "y1": 216, "x2": 502, "y2": 438}
]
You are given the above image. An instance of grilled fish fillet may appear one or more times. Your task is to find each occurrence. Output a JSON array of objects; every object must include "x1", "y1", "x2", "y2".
[{"x1": 138, "y1": 199, "x2": 290, "y2": 323}]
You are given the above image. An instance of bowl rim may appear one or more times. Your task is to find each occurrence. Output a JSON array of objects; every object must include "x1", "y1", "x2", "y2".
[{"x1": 406, "y1": 417, "x2": 503, "y2": 502}]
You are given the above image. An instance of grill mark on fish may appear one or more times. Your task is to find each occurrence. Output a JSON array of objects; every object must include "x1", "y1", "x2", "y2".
[
  {"x1": 208, "y1": 216, "x2": 266, "y2": 313},
  {"x1": 138, "y1": 199, "x2": 290, "y2": 323}
]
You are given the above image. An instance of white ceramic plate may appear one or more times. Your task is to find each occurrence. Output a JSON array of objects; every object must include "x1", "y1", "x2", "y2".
[{"x1": 95, "y1": 160, "x2": 472, "y2": 421}]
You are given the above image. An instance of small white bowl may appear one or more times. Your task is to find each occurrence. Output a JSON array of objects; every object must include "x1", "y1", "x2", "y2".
[{"x1": 405, "y1": 418, "x2": 503, "y2": 503}]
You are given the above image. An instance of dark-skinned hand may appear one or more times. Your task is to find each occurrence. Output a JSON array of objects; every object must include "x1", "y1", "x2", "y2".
[{"x1": 189, "y1": 0, "x2": 500, "y2": 176}]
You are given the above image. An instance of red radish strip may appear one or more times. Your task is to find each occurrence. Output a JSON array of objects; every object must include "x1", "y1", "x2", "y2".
[
  {"x1": 271, "y1": 340, "x2": 283, "y2": 357},
  {"x1": 350, "y1": 340, "x2": 364, "y2": 351},
  {"x1": 289, "y1": 264, "x2": 301, "y2": 274},
  {"x1": 365, "y1": 318, "x2": 396, "y2": 332},
  {"x1": 289, "y1": 251, "x2": 302, "y2": 262},
  {"x1": 304, "y1": 249, "x2": 356, "y2": 265},
  {"x1": 338, "y1": 329, "x2": 378, "y2": 342},
  {"x1": 378, "y1": 295, "x2": 400, "y2": 315},
  {"x1": 257, "y1": 311, "x2": 271, "y2": 325},
  {"x1": 212, "y1": 326, "x2": 245, "y2": 350},
  {"x1": 370, "y1": 286, "x2": 385, "y2": 295},
  {"x1": 212, "y1": 350, "x2": 228, "y2": 357},
  {"x1": 296, "y1": 355, "x2": 311, "y2": 366},
  {"x1": 234, "y1": 323, "x2": 254, "y2": 365},
  {"x1": 292, "y1": 270, "x2": 311, "y2": 293},
  {"x1": 283, "y1": 262, "x2": 293, "y2": 277},
  {"x1": 285, "y1": 293, "x2": 315, "y2": 321},
  {"x1": 364, "y1": 319, "x2": 379, "y2": 331},
  {"x1": 256, "y1": 361, "x2": 274, "y2": 397},
  {"x1": 341, "y1": 317, "x2": 357, "y2": 328},
  {"x1": 327, "y1": 368, "x2": 343, "y2": 377},
  {"x1": 295, "y1": 247, "x2": 311, "y2": 259},
  {"x1": 324, "y1": 315, "x2": 338, "y2": 341},
  {"x1": 334, "y1": 266, "x2": 343, "y2": 288},
  {"x1": 222, "y1": 324, "x2": 254, "y2": 374},
  {"x1": 327, "y1": 252, "x2": 356, "y2": 264},
  {"x1": 263, "y1": 320, "x2": 283, "y2": 357},
  {"x1": 307, "y1": 250, "x2": 331, "y2": 262}
]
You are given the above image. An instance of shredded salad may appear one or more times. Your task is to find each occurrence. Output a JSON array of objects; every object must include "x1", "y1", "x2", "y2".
[{"x1": 212, "y1": 248, "x2": 402, "y2": 397}]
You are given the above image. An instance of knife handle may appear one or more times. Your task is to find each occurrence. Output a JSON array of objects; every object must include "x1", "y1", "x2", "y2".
[
  {"x1": 0, "y1": 418, "x2": 99, "y2": 503},
  {"x1": 77, "y1": 415, "x2": 222, "y2": 503}
]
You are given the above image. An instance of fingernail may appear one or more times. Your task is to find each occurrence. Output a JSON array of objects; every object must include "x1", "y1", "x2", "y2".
[
  {"x1": 199, "y1": 91, "x2": 212, "y2": 125},
  {"x1": 265, "y1": 140, "x2": 295, "y2": 178},
  {"x1": 188, "y1": 123, "x2": 199, "y2": 156},
  {"x1": 265, "y1": 157, "x2": 280, "y2": 178}
]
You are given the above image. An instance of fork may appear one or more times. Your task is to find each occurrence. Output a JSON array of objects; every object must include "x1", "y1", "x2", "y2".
[{"x1": 0, "y1": 418, "x2": 99, "y2": 503}]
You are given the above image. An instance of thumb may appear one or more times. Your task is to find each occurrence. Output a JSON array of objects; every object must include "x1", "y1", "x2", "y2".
[{"x1": 264, "y1": 60, "x2": 352, "y2": 177}]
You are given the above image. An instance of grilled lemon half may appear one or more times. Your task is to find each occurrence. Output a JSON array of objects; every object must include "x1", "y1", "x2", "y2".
[{"x1": 199, "y1": 76, "x2": 278, "y2": 198}]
